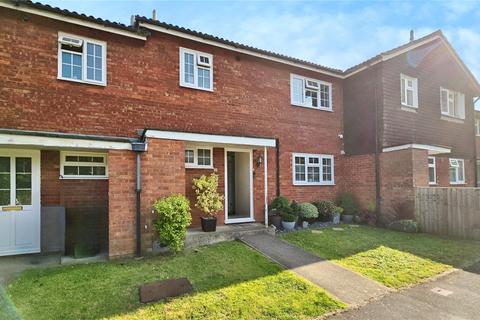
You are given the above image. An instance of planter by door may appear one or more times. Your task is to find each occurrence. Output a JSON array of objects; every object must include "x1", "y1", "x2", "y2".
[
  {"x1": 201, "y1": 217, "x2": 217, "y2": 232},
  {"x1": 342, "y1": 214, "x2": 354, "y2": 223},
  {"x1": 268, "y1": 215, "x2": 282, "y2": 229},
  {"x1": 282, "y1": 221, "x2": 296, "y2": 231}
]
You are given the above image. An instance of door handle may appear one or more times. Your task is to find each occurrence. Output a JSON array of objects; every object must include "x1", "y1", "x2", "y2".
[{"x1": 2, "y1": 205, "x2": 23, "y2": 212}]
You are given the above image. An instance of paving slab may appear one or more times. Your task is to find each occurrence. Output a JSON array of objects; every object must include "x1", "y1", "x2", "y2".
[
  {"x1": 331, "y1": 263, "x2": 480, "y2": 319},
  {"x1": 240, "y1": 233, "x2": 390, "y2": 306}
]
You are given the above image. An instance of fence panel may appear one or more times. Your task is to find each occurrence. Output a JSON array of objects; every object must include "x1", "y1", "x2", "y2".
[{"x1": 415, "y1": 187, "x2": 480, "y2": 240}]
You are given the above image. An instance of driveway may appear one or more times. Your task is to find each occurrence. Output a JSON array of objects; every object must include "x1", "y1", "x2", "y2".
[{"x1": 332, "y1": 262, "x2": 480, "y2": 319}]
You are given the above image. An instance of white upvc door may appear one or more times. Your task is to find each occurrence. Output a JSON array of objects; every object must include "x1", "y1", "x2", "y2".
[{"x1": 0, "y1": 149, "x2": 40, "y2": 256}]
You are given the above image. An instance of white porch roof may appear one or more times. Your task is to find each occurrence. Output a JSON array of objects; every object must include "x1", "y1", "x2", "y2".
[{"x1": 382, "y1": 143, "x2": 451, "y2": 155}]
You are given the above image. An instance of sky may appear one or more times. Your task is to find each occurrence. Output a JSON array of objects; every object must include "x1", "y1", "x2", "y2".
[{"x1": 41, "y1": 1, "x2": 480, "y2": 83}]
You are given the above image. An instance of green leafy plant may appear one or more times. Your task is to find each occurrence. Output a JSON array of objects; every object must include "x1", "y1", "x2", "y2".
[
  {"x1": 336, "y1": 192, "x2": 359, "y2": 215},
  {"x1": 153, "y1": 194, "x2": 192, "y2": 253},
  {"x1": 313, "y1": 200, "x2": 336, "y2": 221},
  {"x1": 192, "y1": 173, "x2": 224, "y2": 218},
  {"x1": 281, "y1": 211, "x2": 297, "y2": 222},
  {"x1": 290, "y1": 200, "x2": 300, "y2": 216},
  {"x1": 269, "y1": 196, "x2": 290, "y2": 212},
  {"x1": 389, "y1": 219, "x2": 419, "y2": 233},
  {"x1": 298, "y1": 202, "x2": 319, "y2": 219},
  {"x1": 335, "y1": 206, "x2": 344, "y2": 214}
]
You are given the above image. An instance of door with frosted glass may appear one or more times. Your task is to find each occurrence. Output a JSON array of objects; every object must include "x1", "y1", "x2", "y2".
[{"x1": 0, "y1": 150, "x2": 40, "y2": 256}]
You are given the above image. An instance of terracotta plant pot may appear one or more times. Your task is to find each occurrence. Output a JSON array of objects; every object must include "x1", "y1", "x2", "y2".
[{"x1": 200, "y1": 217, "x2": 217, "y2": 232}]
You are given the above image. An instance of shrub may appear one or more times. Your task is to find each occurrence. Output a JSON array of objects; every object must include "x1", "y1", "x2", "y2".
[
  {"x1": 269, "y1": 196, "x2": 290, "y2": 212},
  {"x1": 335, "y1": 206, "x2": 344, "y2": 215},
  {"x1": 290, "y1": 200, "x2": 300, "y2": 216},
  {"x1": 153, "y1": 194, "x2": 192, "y2": 253},
  {"x1": 298, "y1": 202, "x2": 319, "y2": 219},
  {"x1": 313, "y1": 200, "x2": 336, "y2": 221},
  {"x1": 192, "y1": 173, "x2": 224, "y2": 218},
  {"x1": 388, "y1": 219, "x2": 418, "y2": 233},
  {"x1": 336, "y1": 192, "x2": 359, "y2": 215},
  {"x1": 281, "y1": 211, "x2": 297, "y2": 222}
]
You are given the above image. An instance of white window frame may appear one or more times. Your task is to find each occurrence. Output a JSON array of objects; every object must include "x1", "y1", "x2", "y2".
[
  {"x1": 57, "y1": 32, "x2": 107, "y2": 86},
  {"x1": 400, "y1": 74, "x2": 418, "y2": 108},
  {"x1": 60, "y1": 151, "x2": 108, "y2": 179},
  {"x1": 449, "y1": 158, "x2": 465, "y2": 185},
  {"x1": 292, "y1": 153, "x2": 334, "y2": 186},
  {"x1": 290, "y1": 74, "x2": 333, "y2": 111},
  {"x1": 428, "y1": 156, "x2": 436, "y2": 185},
  {"x1": 440, "y1": 87, "x2": 465, "y2": 119},
  {"x1": 185, "y1": 146, "x2": 213, "y2": 169},
  {"x1": 179, "y1": 47, "x2": 213, "y2": 92},
  {"x1": 475, "y1": 119, "x2": 480, "y2": 136}
]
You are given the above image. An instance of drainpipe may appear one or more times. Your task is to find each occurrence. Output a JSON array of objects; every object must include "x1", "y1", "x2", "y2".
[
  {"x1": 275, "y1": 138, "x2": 280, "y2": 197},
  {"x1": 131, "y1": 141, "x2": 147, "y2": 257}
]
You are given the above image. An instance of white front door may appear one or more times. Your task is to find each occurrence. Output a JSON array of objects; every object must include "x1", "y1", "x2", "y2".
[{"x1": 0, "y1": 149, "x2": 40, "y2": 256}]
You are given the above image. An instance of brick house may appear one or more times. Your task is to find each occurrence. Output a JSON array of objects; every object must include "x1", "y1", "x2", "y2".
[
  {"x1": 344, "y1": 31, "x2": 480, "y2": 221},
  {"x1": 0, "y1": 1, "x2": 478, "y2": 259},
  {"x1": 475, "y1": 110, "x2": 480, "y2": 186}
]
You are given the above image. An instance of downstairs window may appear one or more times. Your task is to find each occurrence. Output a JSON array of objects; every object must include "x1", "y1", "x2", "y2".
[
  {"x1": 60, "y1": 152, "x2": 108, "y2": 179},
  {"x1": 293, "y1": 153, "x2": 334, "y2": 185}
]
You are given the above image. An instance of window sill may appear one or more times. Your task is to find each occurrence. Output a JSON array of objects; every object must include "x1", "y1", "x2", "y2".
[
  {"x1": 291, "y1": 103, "x2": 333, "y2": 112},
  {"x1": 179, "y1": 83, "x2": 213, "y2": 92},
  {"x1": 401, "y1": 105, "x2": 418, "y2": 113},
  {"x1": 185, "y1": 165, "x2": 214, "y2": 170},
  {"x1": 58, "y1": 76, "x2": 106, "y2": 87},
  {"x1": 450, "y1": 182, "x2": 466, "y2": 185},
  {"x1": 440, "y1": 115, "x2": 464, "y2": 124},
  {"x1": 293, "y1": 182, "x2": 335, "y2": 186},
  {"x1": 59, "y1": 176, "x2": 108, "y2": 180}
]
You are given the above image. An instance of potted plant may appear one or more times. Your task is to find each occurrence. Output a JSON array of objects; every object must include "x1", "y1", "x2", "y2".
[
  {"x1": 192, "y1": 173, "x2": 224, "y2": 232},
  {"x1": 332, "y1": 206, "x2": 343, "y2": 224},
  {"x1": 364, "y1": 202, "x2": 377, "y2": 226},
  {"x1": 281, "y1": 211, "x2": 297, "y2": 231},
  {"x1": 268, "y1": 196, "x2": 290, "y2": 229},
  {"x1": 298, "y1": 202, "x2": 319, "y2": 224},
  {"x1": 336, "y1": 192, "x2": 359, "y2": 224},
  {"x1": 313, "y1": 200, "x2": 336, "y2": 222}
]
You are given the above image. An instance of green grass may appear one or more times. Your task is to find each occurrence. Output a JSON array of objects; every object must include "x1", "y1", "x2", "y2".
[
  {"x1": 281, "y1": 225, "x2": 480, "y2": 288},
  {"x1": 5, "y1": 242, "x2": 344, "y2": 320}
]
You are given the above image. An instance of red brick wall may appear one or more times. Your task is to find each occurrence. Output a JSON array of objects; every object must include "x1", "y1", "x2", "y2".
[
  {"x1": 0, "y1": 8, "x2": 343, "y2": 208},
  {"x1": 341, "y1": 154, "x2": 377, "y2": 209}
]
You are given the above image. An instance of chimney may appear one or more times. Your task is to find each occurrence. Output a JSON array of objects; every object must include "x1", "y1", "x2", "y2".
[
  {"x1": 152, "y1": 9, "x2": 157, "y2": 21},
  {"x1": 130, "y1": 15, "x2": 135, "y2": 26},
  {"x1": 410, "y1": 29, "x2": 414, "y2": 42}
]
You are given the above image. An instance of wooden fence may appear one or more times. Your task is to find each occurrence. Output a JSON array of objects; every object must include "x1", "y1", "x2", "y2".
[{"x1": 415, "y1": 187, "x2": 480, "y2": 240}]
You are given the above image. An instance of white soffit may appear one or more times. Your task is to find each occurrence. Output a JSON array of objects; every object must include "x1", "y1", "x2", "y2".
[
  {"x1": 383, "y1": 143, "x2": 451, "y2": 155},
  {"x1": 145, "y1": 130, "x2": 276, "y2": 147}
]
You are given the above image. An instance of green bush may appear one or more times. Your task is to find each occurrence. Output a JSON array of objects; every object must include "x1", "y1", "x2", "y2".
[
  {"x1": 388, "y1": 220, "x2": 418, "y2": 233},
  {"x1": 269, "y1": 196, "x2": 291, "y2": 213},
  {"x1": 192, "y1": 173, "x2": 224, "y2": 217},
  {"x1": 298, "y1": 202, "x2": 319, "y2": 219},
  {"x1": 153, "y1": 194, "x2": 192, "y2": 253},
  {"x1": 290, "y1": 200, "x2": 300, "y2": 216},
  {"x1": 281, "y1": 211, "x2": 297, "y2": 222},
  {"x1": 336, "y1": 192, "x2": 360, "y2": 215},
  {"x1": 313, "y1": 200, "x2": 336, "y2": 221}
]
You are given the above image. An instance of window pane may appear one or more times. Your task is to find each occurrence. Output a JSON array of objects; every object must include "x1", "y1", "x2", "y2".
[
  {"x1": 198, "y1": 68, "x2": 211, "y2": 89},
  {"x1": 79, "y1": 166, "x2": 93, "y2": 175},
  {"x1": 294, "y1": 157, "x2": 305, "y2": 181},
  {"x1": 65, "y1": 156, "x2": 79, "y2": 162},
  {"x1": 92, "y1": 157, "x2": 104, "y2": 163},
  {"x1": 79, "y1": 156, "x2": 93, "y2": 162},
  {"x1": 407, "y1": 89, "x2": 413, "y2": 106},
  {"x1": 87, "y1": 67, "x2": 94, "y2": 80},
  {"x1": 73, "y1": 66, "x2": 82, "y2": 80},
  {"x1": 184, "y1": 52, "x2": 195, "y2": 84},
  {"x1": 87, "y1": 42, "x2": 94, "y2": 55},
  {"x1": 307, "y1": 167, "x2": 320, "y2": 182},
  {"x1": 305, "y1": 90, "x2": 318, "y2": 107},
  {"x1": 0, "y1": 157, "x2": 10, "y2": 206},
  {"x1": 429, "y1": 167, "x2": 435, "y2": 183},
  {"x1": 185, "y1": 150, "x2": 194, "y2": 164},
  {"x1": 15, "y1": 158, "x2": 31, "y2": 205},
  {"x1": 86, "y1": 43, "x2": 102, "y2": 82},
  {"x1": 197, "y1": 149, "x2": 211, "y2": 166},
  {"x1": 72, "y1": 54, "x2": 82, "y2": 67},
  {"x1": 0, "y1": 157, "x2": 10, "y2": 173},
  {"x1": 458, "y1": 161, "x2": 464, "y2": 181},
  {"x1": 16, "y1": 190, "x2": 31, "y2": 205},
  {"x1": 95, "y1": 69, "x2": 102, "y2": 81},
  {"x1": 92, "y1": 166, "x2": 106, "y2": 176},
  {"x1": 0, "y1": 174, "x2": 9, "y2": 189},
  {"x1": 16, "y1": 158, "x2": 31, "y2": 173},
  {"x1": 320, "y1": 84, "x2": 330, "y2": 108},
  {"x1": 64, "y1": 166, "x2": 78, "y2": 175},
  {"x1": 449, "y1": 167, "x2": 457, "y2": 183},
  {"x1": 62, "y1": 63, "x2": 72, "y2": 78},
  {"x1": 401, "y1": 78, "x2": 405, "y2": 103},
  {"x1": 16, "y1": 173, "x2": 31, "y2": 189},
  {"x1": 322, "y1": 158, "x2": 332, "y2": 181},
  {"x1": 292, "y1": 78, "x2": 304, "y2": 104},
  {"x1": 0, "y1": 190, "x2": 9, "y2": 206}
]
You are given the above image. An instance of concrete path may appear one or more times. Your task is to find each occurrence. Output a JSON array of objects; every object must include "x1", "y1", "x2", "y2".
[
  {"x1": 240, "y1": 233, "x2": 390, "y2": 306},
  {"x1": 331, "y1": 262, "x2": 480, "y2": 319},
  {"x1": 0, "y1": 254, "x2": 60, "y2": 285}
]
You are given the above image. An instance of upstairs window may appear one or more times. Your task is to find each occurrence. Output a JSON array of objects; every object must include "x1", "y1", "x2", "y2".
[
  {"x1": 400, "y1": 74, "x2": 418, "y2": 108},
  {"x1": 60, "y1": 152, "x2": 108, "y2": 179},
  {"x1": 428, "y1": 156, "x2": 436, "y2": 185},
  {"x1": 58, "y1": 33, "x2": 106, "y2": 86},
  {"x1": 292, "y1": 153, "x2": 334, "y2": 185},
  {"x1": 185, "y1": 147, "x2": 213, "y2": 168},
  {"x1": 440, "y1": 88, "x2": 465, "y2": 119},
  {"x1": 475, "y1": 119, "x2": 480, "y2": 136},
  {"x1": 291, "y1": 74, "x2": 332, "y2": 111},
  {"x1": 449, "y1": 158, "x2": 465, "y2": 184},
  {"x1": 180, "y1": 48, "x2": 213, "y2": 91}
]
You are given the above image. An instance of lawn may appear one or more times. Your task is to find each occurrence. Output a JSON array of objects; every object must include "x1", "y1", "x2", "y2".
[
  {"x1": 281, "y1": 225, "x2": 480, "y2": 289},
  {"x1": 5, "y1": 242, "x2": 344, "y2": 320}
]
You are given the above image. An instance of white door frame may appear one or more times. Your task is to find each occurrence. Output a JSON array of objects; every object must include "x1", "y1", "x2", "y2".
[
  {"x1": 224, "y1": 148, "x2": 254, "y2": 224},
  {"x1": 0, "y1": 149, "x2": 41, "y2": 256}
]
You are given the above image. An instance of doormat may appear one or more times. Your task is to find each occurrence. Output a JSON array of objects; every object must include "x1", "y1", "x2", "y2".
[{"x1": 139, "y1": 278, "x2": 193, "y2": 303}]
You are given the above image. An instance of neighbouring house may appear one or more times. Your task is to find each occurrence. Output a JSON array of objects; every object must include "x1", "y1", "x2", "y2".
[
  {"x1": 343, "y1": 31, "x2": 480, "y2": 221},
  {"x1": 0, "y1": 0, "x2": 478, "y2": 259},
  {"x1": 475, "y1": 110, "x2": 480, "y2": 186}
]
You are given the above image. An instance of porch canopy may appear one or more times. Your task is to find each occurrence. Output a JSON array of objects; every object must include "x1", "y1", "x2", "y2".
[
  {"x1": 383, "y1": 143, "x2": 451, "y2": 155},
  {"x1": 144, "y1": 129, "x2": 277, "y2": 226}
]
